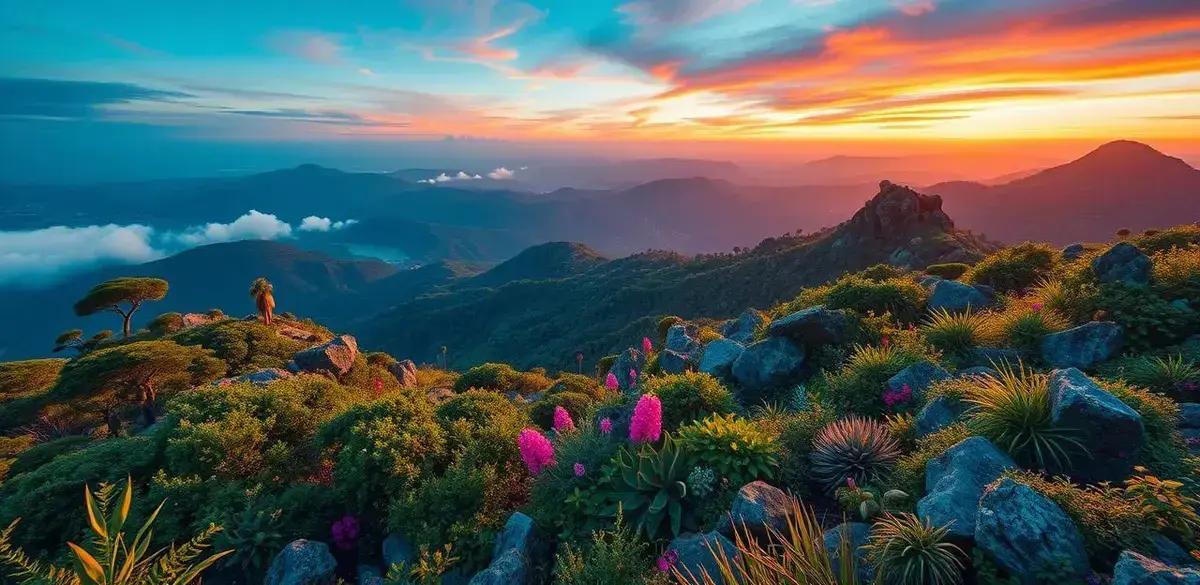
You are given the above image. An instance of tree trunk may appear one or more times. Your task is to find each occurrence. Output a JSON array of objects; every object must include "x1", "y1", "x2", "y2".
[{"x1": 122, "y1": 311, "x2": 133, "y2": 338}]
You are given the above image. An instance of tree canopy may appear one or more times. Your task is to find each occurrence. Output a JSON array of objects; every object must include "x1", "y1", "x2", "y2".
[{"x1": 73, "y1": 277, "x2": 169, "y2": 337}]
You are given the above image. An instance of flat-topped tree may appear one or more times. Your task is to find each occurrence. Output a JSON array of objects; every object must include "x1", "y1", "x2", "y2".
[{"x1": 73, "y1": 277, "x2": 168, "y2": 338}]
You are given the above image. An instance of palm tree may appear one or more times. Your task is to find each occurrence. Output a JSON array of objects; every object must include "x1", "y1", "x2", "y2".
[{"x1": 250, "y1": 277, "x2": 275, "y2": 325}]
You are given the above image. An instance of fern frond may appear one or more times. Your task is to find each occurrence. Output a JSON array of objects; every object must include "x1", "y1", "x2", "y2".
[
  {"x1": 146, "y1": 524, "x2": 230, "y2": 585},
  {"x1": 0, "y1": 520, "x2": 74, "y2": 585}
]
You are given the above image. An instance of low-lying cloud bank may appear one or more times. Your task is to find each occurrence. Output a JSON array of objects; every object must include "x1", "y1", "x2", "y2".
[
  {"x1": 0, "y1": 210, "x2": 356, "y2": 287},
  {"x1": 418, "y1": 167, "x2": 517, "y2": 184}
]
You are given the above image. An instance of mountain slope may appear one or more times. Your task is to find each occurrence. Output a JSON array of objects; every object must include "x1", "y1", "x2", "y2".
[
  {"x1": 930, "y1": 141, "x2": 1200, "y2": 244},
  {"x1": 356, "y1": 181, "x2": 995, "y2": 370}
]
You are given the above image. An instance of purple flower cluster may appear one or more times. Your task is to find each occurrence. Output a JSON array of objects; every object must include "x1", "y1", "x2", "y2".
[
  {"x1": 655, "y1": 549, "x2": 679, "y2": 573},
  {"x1": 599, "y1": 417, "x2": 613, "y2": 434},
  {"x1": 883, "y1": 383, "x2": 913, "y2": 409},
  {"x1": 330, "y1": 515, "x2": 359, "y2": 551}
]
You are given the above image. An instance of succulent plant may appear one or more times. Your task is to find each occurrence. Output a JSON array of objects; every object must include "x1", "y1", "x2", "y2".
[
  {"x1": 810, "y1": 416, "x2": 901, "y2": 493},
  {"x1": 607, "y1": 434, "x2": 696, "y2": 540}
]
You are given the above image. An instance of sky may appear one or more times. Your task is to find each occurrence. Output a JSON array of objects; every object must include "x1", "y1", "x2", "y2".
[{"x1": 2, "y1": 0, "x2": 1199, "y2": 182}]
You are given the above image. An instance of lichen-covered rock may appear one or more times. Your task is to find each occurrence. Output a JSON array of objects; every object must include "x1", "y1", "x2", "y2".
[
  {"x1": 718, "y1": 481, "x2": 791, "y2": 539},
  {"x1": 731, "y1": 337, "x2": 805, "y2": 403},
  {"x1": 928, "y1": 279, "x2": 992, "y2": 312},
  {"x1": 469, "y1": 512, "x2": 538, "y2": 585},
  {"x1": 662, "y1": 324, "x2": 702, "y2": 374},
  {"x1": 699, "y1": 338, "x2": 744, "y2": 381},
  {"x1": 917, "y1": 437, "x2": 1015, "y2": 540},
  {"x1": 822, "y1": 522, "x2": 873, "y2": 583},
  {"x1": 1040, "y1": 321, "x2": 1123, "y2": 369},
  {"x1": 766, "y1": 306, "x2": 851, "y2": 346},
  {"x1": 265, "y1": 539, "x2": 337, "y2": 585},
  {"x1": 387, "y1": 359, "x2": 418, "y2": 387},
  {"x1": 721, "y1": 309, "x2": 765, "y2": 345},
  {"x1": 292, "y1": 335, "x2": 358, "y2": 377},
  {"x1": 667, "y1": 532, "x2": 737, "y2": 582},
  {"x1": 975, "y1": 479, "x2": 1088, "y2": 584},
  {"x1": 1093, "y1": 242, "x2": 1152, "y2": 286},
  {"x1": 357, "y1": 564, "x2": 383, "y2": 585},
  {"x1": 1113, "y1": 550, "x2": 1200, "y2": 584},
  {"x1": 1049, "y1": 367, "x2": 1144, "y2": 482},
  {"x1": 608, "y1": 348, "x2": 647, "y2": 394},
  {"x1": 886, "y1": 361, "x2": 950, "y2": 402},
  {"x1": 915, "y1": 395, "x2": 967, "y2": 438}
]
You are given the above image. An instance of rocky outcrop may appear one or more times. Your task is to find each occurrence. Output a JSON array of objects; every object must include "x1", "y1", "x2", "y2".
[
  {"x1": 1113, "y1": 550, "x2": 1200, "y2": 584},
  {"x1": 731, "y1": 337, "x2": 806, "y2": 403},
  {"x1": 928, "y1": 279, "x2": 992, "y2": 312},
  {"x1": 766, "y1": 306, "x2": 851, "y2": 346},
  {"x1": 607, "y1": 348, "x2": 647, "y2": 394},
  {"x1": 917, "y1": 437, "x2": 1016, "y2": 540},
  {"x1": 661, "y1": 324, "x2": 702, "y2": 374},
  {"x1": 215, "y1": 368, "x2": 293, "y2": 386},
  {"x1": 721, "y1": 309, "x2": 765, "y2": 345},
  {"x1": 265, "y1": 540, "x2": 337, "y2": 585},
  {"x1": 1040, "y1": 321, "x2": 1123, "y2": 369},
  {"x1": 469, "y1": 512, "x2": 538, "y2": 585},
  {"x1": 975, "y1": 479, "x2": 1089, "y2": 584},
  {"x1": 292, "y1": 335, "x2": 358, "y2": 377},
  {"x1": 823, "y1": 522, "x2": 873, "y2": 583},
  {"x1": 1093, "y1": 242, "x2": 1152, "y2": 286},
  {"x1": 886, "y1": 361, "x2": 950, "y2": 402},
  {"x1": 1049, "y1": 368, "x2": 1144, "y2": 482},
  {"x1": 1061, "y1": 243, "x2": 1085, "y2": 261},
  {"x1": 387, "y1": 359, "x2": 418, "y2": 387},
  {"x1": 915, "y1": 395, "x2": 967, "y2": 438},
  {"x1": 667, "y1": 532, "x2": 737, "y2": 582},
  {"x1": 718, "y1": 481, "x2": 791, "y2": 540},
  {"x1": 382, "y1": 533, "x2": 415, "y2": 569},
  {"x1": 699, "y1": 338, "x2": 744, "y2": 381}
]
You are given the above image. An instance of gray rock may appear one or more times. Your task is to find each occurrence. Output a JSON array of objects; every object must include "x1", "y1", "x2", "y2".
[
  {"x1": 216, "y1": 367, "x2": 293, "y2": 386},
  {"x1": 731, "y1": 337, "x2": 806, "y2": 403},
  {"x1": 1179, "y1": 404, "x2": 1200, "y2": 429},
  {"x1": 718, "y1": 481, "x2": 791, "y2": 539},
  {"x1": 957, "y1": 366, "x2": 999, "y2": 379},
  {"x1": 766, "y1": 306, "x2": 852, "y2": 346},
  {"x1": 1093, "y1": 242, "x2": 1152, "y2": 286},
  {"x1": 357, "y1": 564, "x2": 383, "y2": 585},
  {"x1": 721, "y1": 309, "x2": 765, "y2": 345},
  {"x1": 1049, "y1": 368, "x2": 1144, "y2": 482},
  {"x1": 1062, "y1": 243, "x2": 1086, "y2": 261},
  {"x1": 699, "y1": 338, "x2": 745, "y2": 381},
  {"x1": 667, "y1": 532, "x2": 737, "y2": 582},
  {"x1": 470, "y1": 512, "x2": 538, "y2": 585},
  {"x1": 662, "y1": 325, "x2": 702, "y2": 374},
  {"x1": 915, "y1": 395, "x2": 967, "y2": 438},
  {"x1": 917, "y1": 437, "x2": 1016, "y2": 540},
  {"x1": 1113, "y1": 550, "x2": 1200, "y2": 584},
  {"x1": 975, "y1": 479, "x2": 1088, "y2": 584},
  {"x1": 382, "y1": 533, "x2": 415, "y2": 569},
  {"x1": 264, "y1": 539, "x2": 337, "y2": 585},
  {"x1": 1149, "y1": 533, "x2": 1197, "y2": 567},
  {"x1": 822, "y1": 522, "x2": 873, "y2": 583},
  {"x1": 920, "y1": 275, "x2": 944, "y2": 288},
  {"x1": 659, "y1": 349, "x2": 696, "y2": 375},
  {"x1": 426, "y1": 387, "x2": 455, "y2": 404},
  {"x1": 292, "y1": 335, "x2": 359, "y2": 377},
  {"x1": 1041, "y1": 321, "x2": 1123, "y2": 369},
  {"x1": 608, "y1": 348, "x2": 647, "y2": 394},
  {"x1": 886, "y1": 361, "x2": 950, "y2": 402},
  {"x1": 928, "y1": 279, "x2": 992, "y2": 312},
  {"x1": 388, "y1": 359, "x2": 418, "y2": 387}
]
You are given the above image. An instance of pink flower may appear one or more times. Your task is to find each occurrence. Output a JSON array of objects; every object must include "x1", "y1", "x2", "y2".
[
  {"x1": 553, "y1": 406, "x2": 576, "y2": 433},
  {"x1": 574, "y1": 462, "x2": 586, "y2": 477},
  {"x1": 330, "y1": 515, "x2": 360, "y2": 551},
  {"x1": 656, "y1": 550, "x2": 679, "y2": 573},
  {"x1": 1031, "y1": 302, "x2": 1044, "y2": 312},
  {"x1": 881, "y1": 336, "x2": 890, "y2": 348},
  {"x1": 605, "y1": 372, "x2": 619, "y2": 391},
  {"x1": 372, "y1": 378, "x2": 384, "y2": 396},
  {"x1": 846, "y1": 477, "x2": 857, "y2": 490},
  {"x1": 518, "y1": 428, "x2": 556, "y2": 476},
  {"x1": 599, "y1": 417, "x2": 613, "y2": 434},
  {"x1": 629, "y1": 369, "x2": 638, "y2": 384},
  {"x1": 642, "y1": 336, "x2": 653, "y2": 355},
  {"x1": 629, "y1": 394, "x2": 662, "y2": 444}
]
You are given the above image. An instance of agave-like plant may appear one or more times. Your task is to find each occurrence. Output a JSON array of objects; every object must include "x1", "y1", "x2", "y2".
[
  {"x1": 607, "y1": 434, "x2": 696, "y2": 540},
  {"x1": 864, "y1": 513, "x2": 965, "y2": 585},
  {"x1": 0, "y1": 477, "x2": 231, "y2": 585},
  {"x1": 810, "y1": 416, "x2": 901, "y2": 494}
]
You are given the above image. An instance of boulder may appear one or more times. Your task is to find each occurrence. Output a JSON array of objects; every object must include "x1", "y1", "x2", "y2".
[
  {"x1": 766, "y1": 306, "x2": 852, "y2": 346},
  {"x1": 822, "y1": 522, "x2": 873, "y2": 583},
  {"x1": 886, "y1": 361, "x2": 951, "y2": 402},
  {"x1": 382, "y1": 533, "x2": 415, "y2": 569},
  {"x1": 975, "y1": 479, "x2": 1089, "y2": 584},
  {"x1": 425, "y1": 387, "x2": 455, "y2": 404},
  {"x1": 1179, "y1": 404, "x2": 1200, "y2": 429},
  {"x1": 357, "y1": 565, "x2": 383, "y2": 585},
  {"x1": 292, "y1": 335, "x2": 359, "y2": 377},
  {"x1": 265, "y1": 539, "x2": 337, "y2": 585},
  {"x1": 1148, "y1": 533, "x2": 1197, "y2": 568},
  {"x1": 216, "y1": 368, "x2": 293, "y2": 386},
  {"x1": 1093, "y1": 242, "x2": 1152, "y2": 286},
  {"x1": 662, "y1": 325, "x2": 702, "y2": 374},
  {"x1": 1040, "y1": 321, "x2": 1123, "y2": 369},
  {"x1": 718, "y1": 481, "x2": 791, "y2": 539},
  {"x1": 928, "y1": 279, "x2": 992, "y2": 312},
  {"x1": 387, "y1": 359, "x2": 418, "y2": 387},
  {"x1": 1113, "y1": 550, "x2": 1200, "y2": 584},
  {"x1": 470, "y1": 512, "x2": 538, "y2": 585},
  {"x1": 667, "y1": 532, "x2": 737, "y2": 582},
  {"x1": 920, "y1": 275, "x2": 944, "y2": 288},
  {"x1": 917, "y1": 437, "x2": 1016, "y2": 540},
  {"x1": 721, "y1": 309, "x2": 765, "y2": 345},
  {"x1": 1049, "y1": 368, "x2": 1144, "y2": 482},
  {"x1": 659, "y1": 349, "x2": 696, "y2": 375},
  {"x1": 608, "y1": 348, "x2": 647, "y2": 394},
  {"x1": 731, "y1": 337, "x2": 806, "y2": 402},
  {"x1": 915, "y1": 395, "x2": 967, "y2": 438},
  {"x1": 1062, "y1": 243, "x2": 1086, "y2": 261},
  {"x1": 699, "y1": 338, "x2": 745, "y2": 381}
]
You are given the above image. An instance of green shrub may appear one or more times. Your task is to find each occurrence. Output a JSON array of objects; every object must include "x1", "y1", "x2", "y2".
[
  {"x1": 677, "y1": 414, "x2": 779, "y2": 487},
  {"x1": 964, "y1": 243, "x2": 1057, "y2": 294},
  {"x1": 1123, "y1": 466, "x2": 1200, "y2": 542},
  {"x1": 0, "y1": 360, "x2": 66, "y2": 401},
  {"x1": 1088, "y1": 283, "x2": 1198, "y2": 351},
  {"x1": 6, "y1": 435, "x2": 92, "y2": 478},
  {"x1": 859, "y1": 263, "x2": 911, "y2": 282},
  {"x1": 554, "y1": 516, "x2": 664, "y2": 585},
  {"x1": 776, "y1": 404, "x2": 835, "y2": 496},
  {"x1": 528, "y1": 424, "x2": 621, "y2": 540},
  {"x1": 436, "y1": 389, "x2": 527, "y2": 467},
  {"x1": 1152, "y1": 246, "x2": 1200, "y2": 303},
  {"x1": 530, "y1": 392, "x2": 594, "y2": 431},
  {"x1": 993, "y1": 303, "x2": 1069, "y2": 356},
  {"x1": 816, "y1": 276, "x2": 928, "y2": 324},
  {"x1": 170, "y1": 319, "x2": 308, "y2": 374},
  {"x1": 962, "y1": 363, "x2": 1084, "y2": 470},
  {"x1": 921, "y1": 309, "x2": 996, "y2": 358},
  {"x1": 148, "y1": 311, "x2": 185, "y2": 335},
  {"x1": 822, "y1": 344, "x2": 927, "y2": 417},
  {"x1": 547, "y1": 374, "x2": 610, "y2": 401},
  {"x1": 864, "y1": 513, "x2": 965, "y2": 585},
  {"x1": 925, "y1": 263, "x2": 970, "y2": 280},
  {"x1": 452, "y1": 362, "x2": 551, "y2": 395},
  {"x1": 643, "y1": 372, "x2": 736, "y2": 432},
  {"x1": 1132, "y1": 224, "x2": 1200, "y2": 254},
  {"x1": 810, "y1": 416, "x2": 900, "y2": 493},
  {"x1": 891, "y1": 424, "x2": 972, "y2": 497}
]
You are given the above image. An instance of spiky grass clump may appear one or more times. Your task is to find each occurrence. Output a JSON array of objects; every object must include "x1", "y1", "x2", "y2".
[
  {"x1": 822, "y1": 344, "x2": 927, "y2": 417},
  {"x1": 920, "y1": 309, "x2": 996, "y2": 357},
  {"x1": 1152, "y1": 246, "x2": 1200, "y2": 301},
  {"x1": 1122, "y1": 355, "x2": 1200, "y2": 399},
  {"x1": 810, "y1": 416, "x2": 901, "y2": 493},
  {"x1": 864, "y1": 513, "x2": 965, "y2": 585},
  {"x1": 961, "y1": 363, "x2": 1084, "y2": 470},
  {"x1": 994, "y1": 302, "x2": 1070, "y2": 355}
]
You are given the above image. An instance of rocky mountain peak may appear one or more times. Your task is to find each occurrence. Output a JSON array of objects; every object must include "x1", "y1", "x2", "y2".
[{"x1": 844, "y1": 180, "x2": 955, "y2": 240}]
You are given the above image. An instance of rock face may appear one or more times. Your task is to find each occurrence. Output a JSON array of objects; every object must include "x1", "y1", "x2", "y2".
[
  {"x1": 1049, "y1": 368, "x2": 1144, "y2": 482},
  {"x1": 718, "y1": 481, "x2": 791, "y2": 539},
  {"x1": 928, "y1": 279, "x2": 992, "y2": 312},
  {"x1": 766, "y1": 306, "x2": 851, "y2": 346},
  {"x1": 470, "y1": 512, "x2": 538, "y2": 585},
  {"x1": 661, "y1": 324, "x2": 702, "y2": 374},
  {"x1": 975, "y1": 479, "x2": 1089, "y2": 584},
  {"x1": 382, "y1": 533, "x2": 415, "y2": 568},
  {"x1": 265, "y1": 540, "x2": 337, "y2": 585},
  {"x1": 1093, "y1": 242, "x2": 1152, "y2": 286},
  {"x1": 822, "y1": 522, "x2": 873, "y2": 583},
  {"x1": 292, "y1": 335, "x2": 359, "y2": 377},
  {"x1": 667, "y1": 532, "x2": 737, "y2": 582},
  {"x1": 1040, "y1": 321, "x2": 1123, "y2": 369},
  {"x1": 918, "y1": 437, "x2": 1016, "y2": 540},
  {"x1": 1062, "y1": 243, "x2": 1085, "y2": 261},
  {"x1": 387, "y1": 359, "x2": 418, "y2": 387},
  {"x1": 699, "y1": 338, "x2": 744, "y2": 381},
  {"x1": 915, "y1": 395, "x2": 967, "y2": 438},
  {"x1": 1113, "y1": 550, "x2": 1200, "y2": 584},
  {"x1": 608, "y1": 348, "x2": 647, "y2": 394},
  {"x1": 731, "y1": 337, "x2": 806, "y2": 402},
  {"x1": 886, "y1": 361, "x2": 950, "y2": 402},
  {"x1": 721, "y1": 309, "x2": 765, "y2": 345}
]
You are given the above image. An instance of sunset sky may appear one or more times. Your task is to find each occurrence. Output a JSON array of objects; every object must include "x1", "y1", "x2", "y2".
[{"x1": 2, "y1": 0, "x2": 1199, "y2": 180}]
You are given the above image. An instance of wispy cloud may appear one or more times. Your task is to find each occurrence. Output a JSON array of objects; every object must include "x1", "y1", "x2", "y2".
[
  {"x1": 617, "y1": 0, "x2": 758, "y2": 27},
  {"x1": 0, "y1": 78, "x2": 189, "y2": 120},
  {"x1": 267, "y1": 30, "x2": 346, "y2": 64}
]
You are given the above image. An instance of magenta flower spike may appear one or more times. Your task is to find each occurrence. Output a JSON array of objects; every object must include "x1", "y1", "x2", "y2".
[
  {"x1": 642, "y1": 336, "x2": 653, "y2": 355},
  {"x1": 629, "y1": 394, "x2": 662, "y2": 444},
  {"x1": 553, "y1": 405, "x2": 576, "y2": 433},
  {"x1": 605, "y1": 372, "x2": 619, "y2": 391},
  {"x1": 518, "y1": 428, "x2": 556, "y2": 476}
]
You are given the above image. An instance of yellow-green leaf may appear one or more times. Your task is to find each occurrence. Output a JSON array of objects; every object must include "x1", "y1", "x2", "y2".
[
  {"x1": 84, "y1": 486, "x2": 108, "y2": 539},
  {"x1": 68, "y1": 542, "x2": 106, "y2": 585}
]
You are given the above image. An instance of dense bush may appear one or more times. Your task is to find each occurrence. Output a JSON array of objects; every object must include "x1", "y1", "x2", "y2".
[
  {"x1": 642, "y1": 372, "x2": 736, "y2": 432},
  {"x1": 553, "y1": 517, "x2": 664, "y2": 585},
  {"x1": 528, "y1": 424, "x2": 621, "y2": 541},
  {"x1": 148, "y1": 311, "x2": 185, "y2": 335},
  {"x1": 779, "y1": 274, "x2": 927, "y2": 325},
  {"x1": 436, "y1": 389, "x2": 528, "y2": 467},
  {"x1": 1152, "y1": 246, "x2": 1200, "y2": 303},
  {"x1": 964, "y1": 243, "x2": 1057, "y2": 293},
  {"x1": 530, "y1": 392, "x2": 594, "y2": 431},
  {"x1": 170, "y1": 319, "x2": 309, "y2": 374},
  {"x1": 924, "y1": 263, "x2": 970, "y2": 280},
  {"x1": 5, "y1": 435, "x2": 92, "y2": 478},
  {"x1": 993, "y1": 302, "x2": 1069, "y2": 356},
  {"x1": 822, "y1": 344, "x2": 928, "y2": 417},
  {"x1": 1131, "y1": 224, "x2": 1200, "y2": 254},
  {"x1": 0, "y1": 359, "x2": 66, "y2": 432},
  {"x1": 1088, "y1": 283, "x2": 1198, "y2": 350},
  {"x1": 677, "y1": 414, "x2": 778, "y2": 488},
  {"x1": 453, "y1": 362, "x2": 552, "y2": 395},
  {"x1": 547, "y1": 373, "x2": 610, "y2": 401}
]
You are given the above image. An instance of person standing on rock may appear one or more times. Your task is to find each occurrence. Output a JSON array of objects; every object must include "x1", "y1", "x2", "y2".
[{"x1": 251, "y1": 277, "x2": 276, "y2": 325}]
